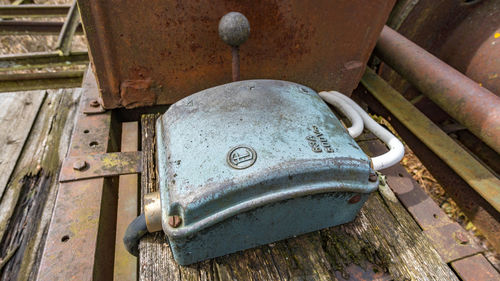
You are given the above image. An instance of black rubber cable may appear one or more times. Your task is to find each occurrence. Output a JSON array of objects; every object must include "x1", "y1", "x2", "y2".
[{"x1": 123, "y1": 213, "x2": 149, "y2": 256}]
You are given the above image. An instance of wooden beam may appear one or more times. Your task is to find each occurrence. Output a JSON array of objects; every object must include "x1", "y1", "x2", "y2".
[{"x1": 138, "y1": 114, "x2": 459, "y2": 280}]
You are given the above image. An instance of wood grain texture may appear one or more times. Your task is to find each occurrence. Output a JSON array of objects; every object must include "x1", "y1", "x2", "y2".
[
  {"x1": 0, "y1": 90, "x2": 45, "y2": 201},
  {"x1": 0, "y1": 89, "x2": 81, "y2": 281},
  {"x1": 139, "y1": 114, "x2": 458, "y2": 281}
]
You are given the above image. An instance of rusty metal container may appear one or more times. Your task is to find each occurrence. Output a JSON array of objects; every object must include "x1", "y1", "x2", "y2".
[{"x1": 77, "y1": 0, "x2": 395, "y2": 108}]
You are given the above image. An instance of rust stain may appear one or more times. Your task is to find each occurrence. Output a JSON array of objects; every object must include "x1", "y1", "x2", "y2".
[
  {"x1": 120, "y1": 78, "x2": 155, "y2": 108},
  {"x1": 77, "y1": 0, "x2": 395, "y2": 108}
]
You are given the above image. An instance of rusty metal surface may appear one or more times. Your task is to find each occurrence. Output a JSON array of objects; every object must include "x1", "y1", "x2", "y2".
[
  {"x1": 363, "y1": 138, "x2": 482, "y2": 263},
  {"x1": 385, "y1": 0, "x2": 500, "y2": 96},
  {"x1": 451, "y1": 254, "x2": 500, "y2": 281},
  {"x1": 77, "y1": 0, "x2": 395, "y2": 109},
  {"x1": 114, "y1": 122, "x2": 139, "y2": 281},
  {"x1": 380, "y1": 0, "x2": 500, "y2": 176},
  {"x1": 423, "y1": 223, "x2": 482, "y2": 263},
  {"x1": 37, "y1": 68, "x2": 118, "y2": 281},
  {"x1": 357, "y1": 82, "x2": 500, "y2": 253},
  {"x1": 82, "y1": 98, "x2": 106, "y2": 114},
  {"x1": 437, "y1": 1, "x2": 500, "y2": 96},
  {"x1": 375, "y1": 26, "x2": 500, "y2": 154},
  {"x1": 59, "y1": 151, "x2": 142, "y2": 182},
  {"x1": 357, "y1": 74, "x2": 500, "y2": 252},
  {"x1": 361, "y1": 68, "x2": 500, "y2": 213}
]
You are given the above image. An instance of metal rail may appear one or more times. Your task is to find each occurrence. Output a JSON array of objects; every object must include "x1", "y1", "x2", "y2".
[
  {"x1": 0, "y1": 51, "x2": 88, "y2": 71},
  {"x1": 375, "y1": 26, "x2": 500, "y2": 154},
  {"x1": 361, "y1": 68, "x2": 500, "y2": 213},
  {"x1": 0, "y1": 21, "x2": 83, "y2": 35},
  {"x1": 0, "y1": 4, "x2": 70, "y2": 18},
  {"x1": 55, "y1": 0, "x2": 79, "y2": 55},
  {"x1": 0, "y1": 71, "x2": 83, "y2": 92}
]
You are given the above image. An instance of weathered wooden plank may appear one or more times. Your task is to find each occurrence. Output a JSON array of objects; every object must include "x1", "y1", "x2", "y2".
[
  {"x1": 139, "y1": 114, "x2": 458, "y2": 281},
  {"x1": 0, "y1": 90, "x2": 45, "y2": 205},
  {"x1": 0, "y1": 88, "x2": 81, "y2": 281}
]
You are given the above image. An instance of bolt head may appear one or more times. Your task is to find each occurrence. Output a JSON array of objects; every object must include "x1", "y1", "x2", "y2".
[
  {"x1": 348, "y1": 194, "x2": 362, "y2": 204},
  {"x1": 90, "y1": 99, "x2": 100, "y2": 107},
  {"x1": 218, "y1": 12, "x2": 250, "y2": 46},
  {"x1": 168, "y1": 215, "x2": 182, "y2": 228},
  {"x1": 454, "y1": 231, "x2": 469, "y2": 245},
  {"x1": 73, "y1": 160, "x2": 87, "y2": 171},
  {"x1": 369, "y1": 173, "x2": 378, "y2": 182}
]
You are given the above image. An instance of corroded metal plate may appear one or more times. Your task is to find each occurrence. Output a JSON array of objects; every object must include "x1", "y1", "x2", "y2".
[{"x1": 78, "y1": 0, "x2": 395, "y2": 108}]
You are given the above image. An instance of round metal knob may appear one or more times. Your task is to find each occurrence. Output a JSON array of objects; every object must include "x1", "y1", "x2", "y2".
[{"x1": 218, "y1": 12, "x2": 250, "y2": 47}]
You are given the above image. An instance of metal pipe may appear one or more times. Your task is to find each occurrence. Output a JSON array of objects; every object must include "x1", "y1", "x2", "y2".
[
  {"x1": 361, "y1": 67, "x2": 500, "y2": 213},
  {"x1": 375, "y1": 26, "x2": 500, "y2": 154}
]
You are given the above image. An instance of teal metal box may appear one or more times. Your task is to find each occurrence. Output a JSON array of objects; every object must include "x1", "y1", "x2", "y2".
[{"x1": 156, "y1": 80, "x2": 378, "y2": 265}]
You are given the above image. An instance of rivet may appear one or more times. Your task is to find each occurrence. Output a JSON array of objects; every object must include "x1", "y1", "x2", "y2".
[
  {"x1": 369, "y1": 173, "x2": 378, "y2": 182},
  {"x1": 168, "y1": 215, "x2": 182, "y2": 228},
  {"x1": 454, "y1": 231, "x2": 469, "y2": 245},
  {"x1": 348, "y1": 194, "x2": 361, "y2": 204},
  {"x1": 90, "y1": 99, "x2": 100, "y2": 107},
  {"x1": 73, "y1": 160, "x2": 87, "y2": 171}
]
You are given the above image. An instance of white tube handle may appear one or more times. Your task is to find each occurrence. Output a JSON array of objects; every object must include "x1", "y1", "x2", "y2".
[
  {"x1": 319, "y1": 91, "x2": 405, "y2": 171},
  {"x1": 319, "y1": 91, "x2": 364, "y2": 138}
]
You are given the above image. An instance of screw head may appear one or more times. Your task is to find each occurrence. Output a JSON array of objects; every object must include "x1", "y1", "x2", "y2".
[
  {"x1": 454, "y1": 231, "x2": 469, "y2": 245},
  {"x1": 168, "y1": 215, "x2": 182, "y2": 228},
  {"x1": 218, "y1": 12, "x2": 250, "y2": 46},
  {"x1": 369, "y1": 173, "x2": 378, "y2": 182},
  {"x1": 90, "y1": 99, "x2": 100, "y2": 107},
  {"x1": 73, "y1": 160, "x2": 87, "y2": 171},
  {"x1": 348, "y1": 194, "x2": 362, "y2": 204}
]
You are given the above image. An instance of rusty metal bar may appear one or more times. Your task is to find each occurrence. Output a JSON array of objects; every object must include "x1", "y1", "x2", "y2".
[
  {"x1": 0, "y1": 71, "x2": 83, "y2": 92},
  {"x1": 231, "y1": 46, "x2": 240, "y2": 82},
  {"x1": 0, "y1": 51, "x2": 88, "y2": 71},
  {"x1": 59, "y1": 151, "x2": 142, "y2": 182},
  {"x1": 0, "y1": 4, "x2": 70, "y2": 18},
  {"x1": 37, "y1": 68, "x2": 118, "y2": 280},
  {"x1": 56, "y1": 0, "x2": 80, "y2": 56},
  {"x1": 0, "y1": 21, "x2": 83, "y2": 35},
  {"x1": 451, "y1": 254, "x2": 500, "y2": 281},
  {"x1": 375, "y1": 26, "x2": 500, "y2": 154},
  {"x1": 114, "y1": 122, "x2": 139, "y2": 281},
  {"x1": 361, "y1": 68, "x2": 500, "y2": 213}
]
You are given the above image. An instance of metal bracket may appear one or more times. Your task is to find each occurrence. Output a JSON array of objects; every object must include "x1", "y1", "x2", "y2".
[
  {"x1": 82, "y1": 98, "x2": 106, "y2": 114},
  {"x1": 59, "y1": 151, "x2": 142, "y2": 182}
]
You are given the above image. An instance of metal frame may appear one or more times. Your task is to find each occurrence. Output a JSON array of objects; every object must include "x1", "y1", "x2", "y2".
[
  {"x1": 0, "y1": 2, "x2": 87, "y2": 93},
  {"x1": 37, "y1": 69, "x2": 122, "y2": 280}
]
